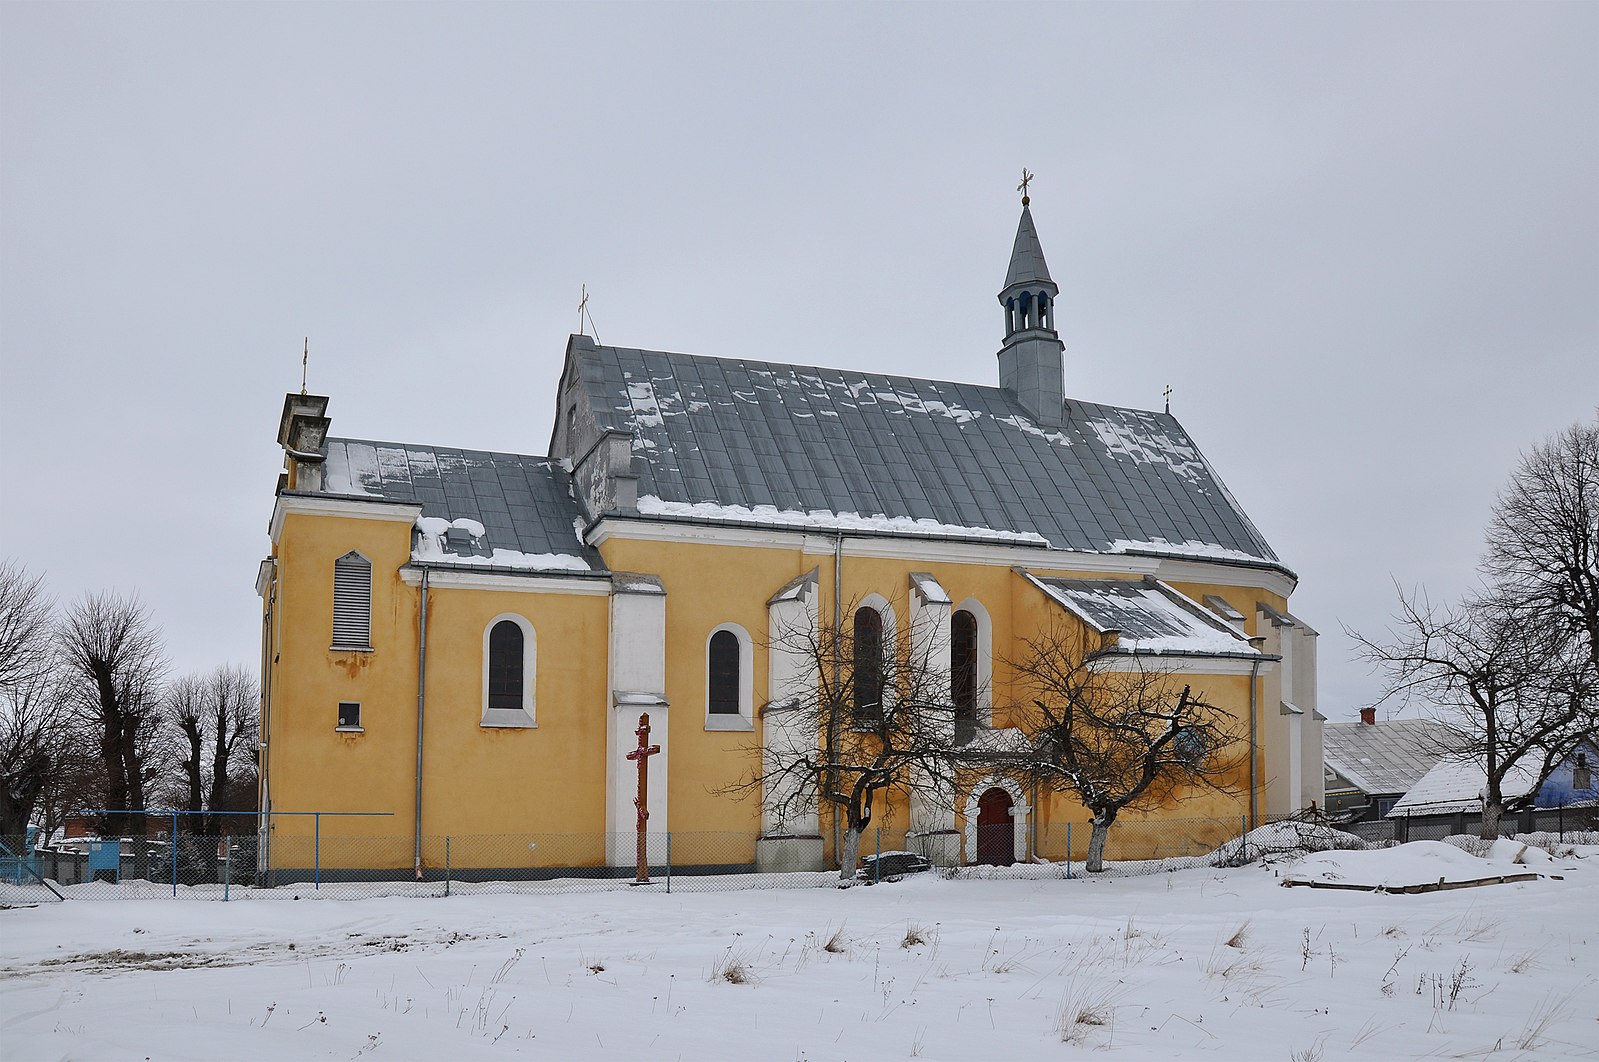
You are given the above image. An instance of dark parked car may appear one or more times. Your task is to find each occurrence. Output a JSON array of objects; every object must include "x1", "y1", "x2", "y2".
[{"x1": 856, "y1": 851, "x2": 933, "y2": 884}]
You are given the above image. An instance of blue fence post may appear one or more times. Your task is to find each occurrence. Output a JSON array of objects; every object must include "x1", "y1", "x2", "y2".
[
  {"x1": 1066, "y1": 823, "x2": 1072, "y2": 879},
  {"x1": 665, "y1": 832, "x2": 672, "y2": 894},
  {"x1": 224, "y1": 836, "x2": 230, "y2": 902},
  {"x1": 1241, "y1": 816, "x2": 1248, "y2": 864},
  {"x1": 445, "y1": 836, "x2": 451, "y2": 897},
  {"x1": 171, "y1": 811, "x2": 179, "y2": 898},
  {"x1": 314, "y1": 813, "x2": 321, "y2": 891},
  {"x1": 874, "y1": 828, "x2": 881, "y2": 884}
]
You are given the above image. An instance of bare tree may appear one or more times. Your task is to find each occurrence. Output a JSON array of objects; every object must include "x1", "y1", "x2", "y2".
[
  {"x1": 56, "y1": 591, "x2": 167, "y2": 838},
  {"x1": 166, "y1": 665, "x2": 258, "y2": 822},
  {"x1": 723, "y1": 599, "x2": 962, "y2": 883},
  {"x1": 0, "y1": 561, "x2": 65, "y2": 839},
  {"x1": 1353, "y1": 587, "x2": 1595, "y2": 838},
  {"x1": 1008, "y1": 620, "x2": 1244, "y2": 873},
  {"x1": 1484, "y1": 415, "x2": 1599, "y2": 674}
]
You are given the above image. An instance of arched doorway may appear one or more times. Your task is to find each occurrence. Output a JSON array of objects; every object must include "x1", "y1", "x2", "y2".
[{"x1": 975, "y1": 787, "x2": 1015, "y2": 866}]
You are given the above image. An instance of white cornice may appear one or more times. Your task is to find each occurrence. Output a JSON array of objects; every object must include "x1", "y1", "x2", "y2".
[
  {"x1": 587, "y1": 516, "x2": 1298, "y2": 597},
  {"x1": 269, "y1": 493, "x2": 422, "y2": 544},
  {"x1": 398, "y1": 566, "x2": 612, "y2": 595},
  {"x1": 1093, "y1": 654, "x2": 1280, "y2": 676}
]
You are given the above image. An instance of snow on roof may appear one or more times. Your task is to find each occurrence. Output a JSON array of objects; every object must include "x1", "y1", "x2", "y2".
[
  {"x1": 1029, "y1": 575, "x2": 1258, "y2": 656},
  {"x1": 317, "y1": 439, "x2": 603, "y2": 574},
  {"x1": 1388, "y1": 755, "x2": 1542, "y2": 817},
  {"x1": 1322, "y1": 718, "x2": 1448, "y2": 797},
  {"x1": 576, "y1": 342, "x2": 1283, "y2": 568}
]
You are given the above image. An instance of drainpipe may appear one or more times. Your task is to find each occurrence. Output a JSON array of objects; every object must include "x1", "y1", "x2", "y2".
[
  {"x1": 414, "y1": 567, "x2": 430, "y2": 879},
  {"x1": 258, "y1": 560, "x2": 278, "y2": 878},
  {"x1": 831, "y1": 532, "x2": 844, "y2": 866},
  {"x1": 1248, "y1": 657, "x2": 1262, "y2": 832}
]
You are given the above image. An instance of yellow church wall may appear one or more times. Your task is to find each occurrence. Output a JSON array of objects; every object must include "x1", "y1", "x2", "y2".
[
  {"x1": 597, "y1": 535, "x2": 798, "y2": 842},
  {"x1": 410, "y1": 585, "x2": 610, "y2": 846},
  {"x1": 264, "y1": 506, "x2": 1296, "y2": 872},
  {"x1": 265, "y1": 510, "x2": 418, "y2": 864},
  {"x1": 264, "y1": 508, "x2": 613, "y2": 871}
]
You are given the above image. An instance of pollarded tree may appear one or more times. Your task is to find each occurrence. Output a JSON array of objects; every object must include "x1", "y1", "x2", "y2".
[
  {"x1": 723, "y1": 597, "x2": 964, "y2": 883},
  {"x1": 1353, "y1": 587, "x2": 1595, "y2": 838},
  {"x1": 166, "y1": 665, "x2": 259, "y2": 824},
  {"x1": 56, "y1": 591, "x2": 168, "y2": 839},
  {"x1": 1008, "y1": 620, "x2": 1244, "y2": 873},
  {"x1": 1484, "y1": 415, "x2": 1599, "y2": 674}
]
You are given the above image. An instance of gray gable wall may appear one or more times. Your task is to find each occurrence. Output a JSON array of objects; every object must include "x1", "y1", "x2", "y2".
[{"x1": 575, "y1": 342, "x2": 1282, "y2": 566}]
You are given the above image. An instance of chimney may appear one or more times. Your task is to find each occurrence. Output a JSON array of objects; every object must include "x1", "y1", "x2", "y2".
[{"x1": 1359, "y1": 706, "x2": 1376, "y2": 726}]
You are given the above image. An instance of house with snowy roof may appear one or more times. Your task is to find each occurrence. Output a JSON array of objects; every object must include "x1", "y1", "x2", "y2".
[
  {"x1": 1386, "y1": 736, "x2": 1599, "y2": 835},
  {"x1": 1322, "y1": 709, "x2": 1448, "y2": 822},
  {"x1": 257, "y1": 195, "x2": 1323, "y2": 880}
]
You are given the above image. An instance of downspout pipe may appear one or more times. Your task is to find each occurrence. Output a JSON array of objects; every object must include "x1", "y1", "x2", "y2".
[
  {"x1": 1248, "y1": 656, "x2": 1262, "y2": 832},
  {"x1": 259, "y1": 560, "x2": 278, "y2": 878},
  {"x1": 831, "y1": 532, "x2": 843, "y2": 866},
  {"x1": 414, "y1": 567, "x2": 430, "y2": 879}
]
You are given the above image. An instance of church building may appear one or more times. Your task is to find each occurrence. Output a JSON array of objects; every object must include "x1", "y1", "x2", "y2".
[{"x1": 257, "y1": 196, "x2": 1323, "y2": 879}]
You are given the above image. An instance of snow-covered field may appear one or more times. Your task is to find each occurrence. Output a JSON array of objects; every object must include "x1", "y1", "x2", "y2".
[{"x1": 2, "y1": 839, "x2": 1595, "y2": 1060}]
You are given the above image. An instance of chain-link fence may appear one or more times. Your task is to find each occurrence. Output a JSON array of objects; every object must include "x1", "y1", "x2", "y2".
[{"x1": 8, "y1": 806, "x2": 1593, "y2": 903}]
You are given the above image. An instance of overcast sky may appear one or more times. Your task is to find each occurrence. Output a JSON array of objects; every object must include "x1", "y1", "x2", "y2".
[{"x1": 2, "y1": 3, "x2": 1594, "y2": 722}]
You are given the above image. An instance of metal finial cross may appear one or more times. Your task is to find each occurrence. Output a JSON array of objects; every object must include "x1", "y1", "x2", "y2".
[
  {"x1": 1163, "y1": 384, "x2": 1173, "y2": 413},
  {"x1": 1018, "y1": 168, "x2": 1035, "y2": 204},
  {"x1": 301, "y1": 337, "x2": 309, "y2": 395},
  {"x1": 577, "y1": 285, "x2": 589, "y2": 337}
]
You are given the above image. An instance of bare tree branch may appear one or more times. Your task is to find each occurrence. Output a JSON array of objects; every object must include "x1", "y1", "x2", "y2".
[{"x1": 1005, "y1": 618, "x2": 1245, "y2": 872}]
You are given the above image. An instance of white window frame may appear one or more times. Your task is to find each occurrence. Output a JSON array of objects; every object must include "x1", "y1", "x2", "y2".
[
  {"x1": 952, "y1": 597, "x2": 993, "y2": 726},
  {"x1": 481, "y1": 613, "x2": 537, "y2": 728},
  {"x1": 705, "y1": 622, "x2": 754, "y2": 731},
  {"x1": 331, "y1": 551, "x2": 374, "y2": 651},
  {"x1": 336, "y1": 701, "x2": 363, "y2": 732}
]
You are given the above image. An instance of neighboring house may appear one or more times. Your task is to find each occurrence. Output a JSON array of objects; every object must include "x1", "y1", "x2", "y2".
[
  {"x1": 257, "y1": 195, "x2": 1324, "y2": 879},
  {"x1": 1387, "y1": 736, "x2": 1599, "y2": 823},
  {"x1": 1322, "y1": 708, "x2": 1447, "y2": 822}
]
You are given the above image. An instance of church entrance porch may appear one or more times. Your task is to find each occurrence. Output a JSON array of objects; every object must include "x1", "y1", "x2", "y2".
[{"x1": 975, "y1": 787, "x2": 1015, "y2": 866}]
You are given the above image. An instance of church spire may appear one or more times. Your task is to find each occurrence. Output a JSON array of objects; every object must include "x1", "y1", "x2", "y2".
[{"x1": 996, "y1": 172, "x2": 1065, "y2": 426}]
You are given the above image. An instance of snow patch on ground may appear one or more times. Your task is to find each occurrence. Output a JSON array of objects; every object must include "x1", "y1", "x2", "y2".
[{"x1": 3, "y1": 839, "x2": 1594, "y2": 1061}]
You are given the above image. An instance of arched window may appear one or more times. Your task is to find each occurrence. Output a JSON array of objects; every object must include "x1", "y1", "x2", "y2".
[
  {"x1": 951, "y1": 609, "x2": 978, "y2": 744},
  {"x1": 481, "y1": 614, "x2": 536, "y2": 727},
  {"x1": 487, "y1": 620, "x2": 524, "y2": 710},
  {"x1": 709, "y1": 630, "x2": 739, "y2": 715},
  {"x1": 705, "y1": 623, "x2": 753, "y2": 730},
  {"x1": 331, "y1": 551, "x2": 372, "y2": 650},
  {"x1": 853, "y1": 606, "x2": 884, "y2": 725}
]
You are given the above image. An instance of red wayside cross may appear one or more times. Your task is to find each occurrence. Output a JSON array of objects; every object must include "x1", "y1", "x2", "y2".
[{"x1": 626, "y1": 713, "x2": 661, "y2": 883}]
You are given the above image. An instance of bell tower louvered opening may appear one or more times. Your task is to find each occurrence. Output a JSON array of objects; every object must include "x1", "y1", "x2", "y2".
[{"x1": 332, "y1": 551, "x2": 373, "y2": 650}]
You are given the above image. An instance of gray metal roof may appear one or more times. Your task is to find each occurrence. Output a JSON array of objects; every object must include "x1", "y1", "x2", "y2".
[
  {"x1": 1003, "y1": 204, "x2": 1054, "y2": 291},
  {"x1": 318, "y1": 438, "x2": 603, "y2": 571},
  {"x1": 1322, "y1": 719, "x2": 1448, "y2": 798},
  {"x1": 577, "y1": 343, "x2": 1282, "y2": 567}
]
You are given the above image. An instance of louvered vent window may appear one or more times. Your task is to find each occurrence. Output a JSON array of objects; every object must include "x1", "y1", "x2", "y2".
[{"x1": 332, "y1": 551, "x2": 373, "y2": 650}]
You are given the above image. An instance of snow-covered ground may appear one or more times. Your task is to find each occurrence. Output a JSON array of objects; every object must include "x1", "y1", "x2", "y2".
[{"x1": 2, "y1": 839, "x2": 1595, "y2": 1060}]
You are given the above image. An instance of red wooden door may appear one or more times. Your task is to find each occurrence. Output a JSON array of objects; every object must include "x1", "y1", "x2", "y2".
[{"x1": 976, "y1": 788, "x2": 1014, "y2": 866}]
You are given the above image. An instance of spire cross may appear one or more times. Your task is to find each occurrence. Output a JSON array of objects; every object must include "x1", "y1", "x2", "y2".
[
  {"x1": 625, "y1": 712, "x2": 662, "y2": 883},
  {"x1": 1018, "y1": 168, "x2": 1035, "y2": 205},
  {"x1": 301, "y1": 337, "x2": 309, "y2": 395},
  {"x1": 577, "y1": 285, "x2": 589, "y2": 336},
  {"x1": 1163, "y1": 384, "x2": 1173, "y2": 413}
]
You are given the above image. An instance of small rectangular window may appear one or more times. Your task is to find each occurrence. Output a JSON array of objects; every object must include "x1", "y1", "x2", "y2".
[{"x1": 337, "y1": 702, "x2": 362, "y2": 730}]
